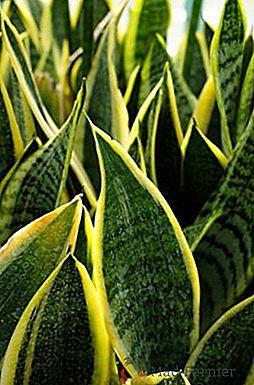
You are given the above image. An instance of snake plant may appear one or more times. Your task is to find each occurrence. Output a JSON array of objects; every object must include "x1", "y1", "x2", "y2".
[{"x1": 0, "y1": 0, "x2": 253, "y2": 384}]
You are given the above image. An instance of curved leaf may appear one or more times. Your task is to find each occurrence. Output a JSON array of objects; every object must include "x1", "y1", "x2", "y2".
[
  {"x1": 0, "y1": 83, "x2": 85, "y2": 244},
  {"x1": 124, "y1": 0, "x2": 171, "y2": 79},
  {"x1": 78, "y1": 13, "x2": 129, "y2": 190},
  {"x1": 182, "y1": 0, "x2": 204, "y2": 84},
  {"x1": 139, "y1": 35, "x2": 196, "y2": 133},
  {"x1": 211, "y1": 0, "x2": 246, "y2": 154},
  {"x1": 181, "y1": 122, "x2": 227, "y2": 225},
  {"x1": 0, "y1": 197, "x2": 82, "y2": 360},
  {"x1": 1, "y1": 256, "x2": 110, "y2": 385},
  {"x1": 0, "y1": 72, "x2": 23, "y2": 181},
  {"x1": 50, "y1": 0, "x2": 71, "y2": 51},
  {"x1": 236, "y1": 52, "x2": 254, "y2": 139},
  {"x1": 89, "y1": 120, "x2": 200, "y2": 375},
  {"x1": 194, "y1": 109, "x2": 254, "y2": 331},
  {"x1": 1, "y1": 12, "x2": 97, "y2": 208},
  {"x1": 186, "y1": 294, "x2": 254, "y2": 385}
]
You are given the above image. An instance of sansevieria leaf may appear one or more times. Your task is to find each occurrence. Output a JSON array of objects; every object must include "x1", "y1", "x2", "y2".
[
  {"x1": 0, "y1": 82, "x2": 84, "y2": 245},
  {"x1": 182, "y1": 0, "x2": 203, "y2": 85},
  {"x1": 0, "y1": 197, "x2": 82, "y2": 360},
  {"x1": 9, "y1": 69, "x2": 36, "y2": 146},
  {"x1": 123, "y1": 0, "x2": 171, "y2": 79},
  {"x1": 194, "y1": 108, "x2": 254, "y2": 332},
  {"x1": 236, "y1": 52, "x2": 254, "y2": 140},
  {"x1": 139, "y1": 35, "x2": 196, "y2": 133},
  {"x1": 211, "y1": 0, "x2": 246, "y2": 154},
  {"x1": 1, "y1": 256, "x2": 110, "y2": 385},
  {"x1": 144, "y1": 70, "x2": 182, "y2": 219},
  {"x1": 89, "y1": 119, "x2": 200, "y2": 374},
  {"x1": 1, "y1": 11, "x2": 97, "y2": 208},
  {"x1": 0, "y1": 71, "x2": 23, "y2": 181},
  {"x1": 181, "y1": 122, "x2": 227, "y2": 225},
  {"x1": 50, "y1": 0, "x2": 71, "y2": 52},
  {"x1": 1, "y1": 11, "x2": 55, "y2": 135},
  {"x1": 77, "y1": 12, "x2": 129, "y2": 190},
  {"x1": 186, "y1": 294, "x2": 254, "y2": 385}
]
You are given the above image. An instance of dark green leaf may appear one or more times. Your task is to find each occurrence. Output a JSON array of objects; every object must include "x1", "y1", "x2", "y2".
[{"x1": 0, "y1": 198, "x2": 82, "y2": 360}]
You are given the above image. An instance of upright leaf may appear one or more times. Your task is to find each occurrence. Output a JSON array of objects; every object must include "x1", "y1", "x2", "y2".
[
  {"x1": 9, "y1": 69, "x2": 36, "y2": 146},
  {"x1": 77, "y1": 14, "x2": 129, "y2": 190},
  {"x1": 0, "y1": 73, "x2": 24, "y2": 180},
  {"x1": 186, "y1": 31, "x2": 209, "y2": 96},
  {"x1": 90, "y1": 121, "x2": 200, "y2": 374},
  {"x1": 0, "y1": 198, "x2": 82, "y2": 360},
  {"x1": 182, "y1": 0, "x2": 204, "y2": 85},
  {"x1": 211, "y1": 0, "x2": 246, "y2": 154},
  {"x1": 139, "y1": 35, "x2": 196, "y2": 133},
  {"x1": 186, "y1": 294, "x2": 254, "y2": 385},
  {"x1": 124, "y1": 0, "x2": 171, "y2": 79},
  {"x1": 236, "y1": 52, "x2": 254, "y2": 139},
  {"x1": 1, "y1": 256, "x2": 110, "y2": 385},
  {"x1": 181, "y1": 122, "x2": 227, "y2": 225},
  {"x1": 50, "y1": 0, "x2": 71, "y2": 52},
  {"x1": 144, "y1": 74, "x2": 183, "y2": 219},
  {"x1": 194, "y1": 109, "x2": 254, "y2": 331},
  {"x1": 0, "y1": 83, "x2": 85, "y2": 244},
  {"x1": 1, "y1": 11, "x2": 55, "y2": 135}
]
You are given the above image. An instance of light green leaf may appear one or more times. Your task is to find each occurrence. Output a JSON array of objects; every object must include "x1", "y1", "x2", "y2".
[
  {"x1": 0, "y1": 198, "x2": 82, "y2": 360},
  {"x1": 186, "y1": 294, "x2": 254, "y2": 385},
  {"x1": 26, "y1": 0, "x2": 43, "y2": 27},
  {"x1": 211, "y1": 0, "x2": 246, "y2": 154},
  {"x1": 193, "y1": 108, "x2": 254, "y2": 332},
  {"x1": 124, "y1": 0, "x2": 171, "y2": 79},
  {"x1": 89, "y1": 120, "x2": 200, "y2": 375},
  {"x1": 0, "y1": 83, "x2": 85, "y2": 245},
  {"x1": 1, "y1": 255, "x2": 110, "y2": 385}
]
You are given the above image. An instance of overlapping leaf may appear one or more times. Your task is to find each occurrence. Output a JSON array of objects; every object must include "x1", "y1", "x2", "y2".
[
  {"x1": 0, "y1": 82, "x2": 85, "y2": 244},
  {"x1": 211, "y1": 0, "x2": 246, "y2": 154},
  {"x1": 90, "y1": 121, "x2": 200, "y2": 375},
  {"x1": 50, "y1": 0, "x2": 71, "y2": 52},
  {"x1": 1, "y1": 13, "x2": 97, "y2": 208},
  {"x1": 0, "y1": 72, "x2": 24, "y2": 181},
  {"x1": 181, "y1": 122, "x2": 227, "y2": 225},
  {"x1": 182, "y1": 0, "x2": 203, "y2": 85},
  {"x1": 186, "y1": 294, "x2": 254, "y2": 385},
  {"x1": 236, "y1": 52, "x2": 254, "y2": 139},
  {"x1": 139, "y1": 35, "x2": 196, "y2": 133},
  {"x1": 193, "y1": 108, "x2": 254, "y2": 332},
  {"x1": 123, "y1": 0, "x2": 171, "y2": 79},
  {"x1": 76, "y1": 12, "x2": 129, "y2": 190},
  {"x1": 0, "y1": 198, "x2": 82, "y2": 360},
  {"x1": 9, "y1": 69, "x2": 36, "y2": 146},
  {"x1": 1, "y1": 256, "x2": 110, "y2": 385}
]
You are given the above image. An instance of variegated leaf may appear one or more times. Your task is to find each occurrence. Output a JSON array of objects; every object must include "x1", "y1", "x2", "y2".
[
  {"x1": 0, "y1": 198, "x2": 82, "y2": 360},
  {"x1": 90, "y1": 120, "x2": 200, "y2": 375},
  {"x1": 1, "y1": 255, "x2": 110, "y2": 385}
]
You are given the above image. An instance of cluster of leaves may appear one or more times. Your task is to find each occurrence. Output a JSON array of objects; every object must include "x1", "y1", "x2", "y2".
[{"x1": 0, "y1": 0, "x2": 254, "y2": 384}]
